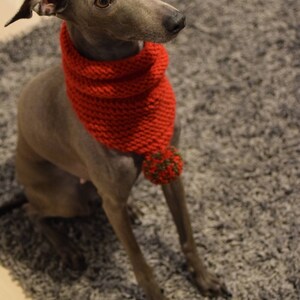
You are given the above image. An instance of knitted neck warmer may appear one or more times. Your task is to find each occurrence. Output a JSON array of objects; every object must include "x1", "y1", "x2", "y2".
[{"x1": 60, "y1": 22, "x2": 183, "y2": 184}]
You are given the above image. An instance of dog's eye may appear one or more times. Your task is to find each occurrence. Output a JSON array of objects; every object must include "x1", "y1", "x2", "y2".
[{"x1": 94, "y1": 0, "x2": 112, "y2": 8}]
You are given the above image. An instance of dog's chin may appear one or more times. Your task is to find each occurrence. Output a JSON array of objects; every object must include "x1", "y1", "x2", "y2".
[{"x1": 150, "y1": 33, "x2": 179, "y2": 44}]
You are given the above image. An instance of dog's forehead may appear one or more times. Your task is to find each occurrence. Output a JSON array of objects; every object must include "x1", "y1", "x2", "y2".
[{"x1": 69, "y1": 0, "x2": 174, "y2": 16}]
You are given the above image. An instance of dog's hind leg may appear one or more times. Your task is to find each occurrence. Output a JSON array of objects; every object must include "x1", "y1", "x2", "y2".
[
  {"x1": 16, "y1": 136, "x2": 92, "y2": 270},
  {"x1": 27, "y1": 211, "x2": 87, "y2": 270}
]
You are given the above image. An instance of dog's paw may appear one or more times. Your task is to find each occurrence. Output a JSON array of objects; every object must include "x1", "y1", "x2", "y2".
[
  {"x1": 144, "y1": 287, "x2": 168, "y2": 300},
  {"x1": 61, "y1": 251, "x2": 87, "y2": 271},
  {"x1": 139, "y1": 278, "x2": 168, "y2": 300},
  {"x1": 193, "y1": 271, "x2": 232, "y2": 299},
  {"x1": 58, "y1": 245, "x2": 87, "y2": 271}
]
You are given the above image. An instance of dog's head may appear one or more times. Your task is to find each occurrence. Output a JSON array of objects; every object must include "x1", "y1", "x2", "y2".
[{"x1": 5, "y1": 0, "x2": 185, "y2": 43}]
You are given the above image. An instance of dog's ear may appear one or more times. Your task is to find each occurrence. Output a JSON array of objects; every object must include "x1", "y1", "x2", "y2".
[{"x1": 5, "y1": 0, "x2": 68, "y2": 27}]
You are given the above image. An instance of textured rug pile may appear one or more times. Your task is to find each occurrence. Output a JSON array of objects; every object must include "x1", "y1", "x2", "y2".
[{"x1": 0, "y1": 0, "x2": 299, "y2": 299}]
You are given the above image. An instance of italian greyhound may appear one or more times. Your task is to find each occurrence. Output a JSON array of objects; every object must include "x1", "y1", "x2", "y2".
[{"x1": 5, "y1": 0, "x2": 231, "y2": 299}]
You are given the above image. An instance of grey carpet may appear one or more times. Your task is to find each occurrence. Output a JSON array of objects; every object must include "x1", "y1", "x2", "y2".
[{"x1": 0, "y1": 0, "x2": 299, "y2": 299}]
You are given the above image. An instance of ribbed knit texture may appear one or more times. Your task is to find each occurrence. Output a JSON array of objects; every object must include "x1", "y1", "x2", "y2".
[{"x1": 60, "y1": 22, "x2": 183, "y2": 184}]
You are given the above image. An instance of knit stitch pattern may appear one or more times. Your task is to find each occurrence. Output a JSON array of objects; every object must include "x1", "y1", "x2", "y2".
[{"x1": 60, "y1": 22, "x2": 183, "y2": 183}]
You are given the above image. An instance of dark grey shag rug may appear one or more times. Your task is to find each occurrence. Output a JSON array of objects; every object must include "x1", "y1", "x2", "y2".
[{"x1": 0, "y1": 0, "x2": 300, "y2": 299}]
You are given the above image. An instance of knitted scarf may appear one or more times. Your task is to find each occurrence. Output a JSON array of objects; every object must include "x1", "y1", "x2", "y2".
[{"x1": 60, "y1": 22, "x2": 183, "y2": 184}]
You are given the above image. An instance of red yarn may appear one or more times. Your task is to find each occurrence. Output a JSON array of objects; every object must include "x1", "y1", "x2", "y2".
[
  {"x1": 60, "y1": 22, "x2": 183, "y2": 184},
  {"x1": 142, "y1": 146, "x2": 183, "y2": 184}
]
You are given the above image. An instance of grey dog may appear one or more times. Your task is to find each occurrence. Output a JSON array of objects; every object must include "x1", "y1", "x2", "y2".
[{"x1": 5, "y1": 0, "x2": 231, "y2": 299}]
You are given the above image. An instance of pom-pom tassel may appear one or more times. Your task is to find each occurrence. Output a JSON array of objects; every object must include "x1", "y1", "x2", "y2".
[{"x1": 142, "y1": 146, "x2": 183, "y2": 185}]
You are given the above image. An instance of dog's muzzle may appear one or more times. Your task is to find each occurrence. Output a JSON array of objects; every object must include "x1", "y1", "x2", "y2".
[{"x1": 163, "y1": 11, "x2": 186, "y2": 34}]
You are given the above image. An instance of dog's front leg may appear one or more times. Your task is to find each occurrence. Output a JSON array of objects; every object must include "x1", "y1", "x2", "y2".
[
  {"x1": 102, "y1": 196, "x2": 167, "y2": 300},
  {"x1": 162, "y1": 178, "x2": 232, "y2": 299}
]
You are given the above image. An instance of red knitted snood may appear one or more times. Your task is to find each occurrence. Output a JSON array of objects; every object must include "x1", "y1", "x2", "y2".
[{"x1": 60, "y1": 22, "x2": 183, "y2": 184}]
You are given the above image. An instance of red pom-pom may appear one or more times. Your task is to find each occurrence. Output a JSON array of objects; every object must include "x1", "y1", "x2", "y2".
[{"x1": 142, "y1": 146, "x2": 183, "y2": 185}]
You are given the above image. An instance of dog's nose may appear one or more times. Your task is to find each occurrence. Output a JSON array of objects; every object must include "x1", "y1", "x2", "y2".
[{"x1": 163, "y1": 12, "x2": 186, "y2": 34}]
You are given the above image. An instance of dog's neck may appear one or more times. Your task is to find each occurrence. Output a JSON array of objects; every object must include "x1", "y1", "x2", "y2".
[{"x1": 66, "y1": 22, "x2": 143, "y2": 61}]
